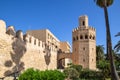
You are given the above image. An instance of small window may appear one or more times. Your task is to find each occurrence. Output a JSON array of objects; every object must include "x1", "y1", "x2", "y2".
[
  {"x1": 34, "y1": 39, "x2": 36, "y2": 45},
  {"x1": 83, "y1": 59, "x2": 85, "y2": 62},
  {"x1": 92, "y1": 59, "x2": 94, "y2": 62},
  {"x1": 83, "y1": 47, "x2": 85, "y2": 50},
  {"x1": 92, "y1": 48, "x2": 94, "y2": 51},
  {"x1": 29, "y1": 37, "x2": 31, "y2": 43},
  {"x1": 75, "y1": 48, "x2": 76, "y2": 52},
  {"x1": 55, "y1": 45, "x2": 58, "y2": 48}
]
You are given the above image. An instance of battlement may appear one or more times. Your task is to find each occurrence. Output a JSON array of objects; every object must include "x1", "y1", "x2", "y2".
[
  {"x1": 72, "y1": 26, "x2": 95, "y2": 33},
  {"x1": 24, "y1": 34, "x2": 46, "y2": 49},
  {"x1": 89, "y1": 26, "x2": 96, "y2": 31},
  {"x1": 72, "y1": 27, "x2": 79, "y2": 32}
]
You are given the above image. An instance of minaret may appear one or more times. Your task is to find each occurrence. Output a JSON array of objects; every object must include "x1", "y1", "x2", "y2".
[{"x1": 72, "y1": 15, "x2": 96, "y2": 70}]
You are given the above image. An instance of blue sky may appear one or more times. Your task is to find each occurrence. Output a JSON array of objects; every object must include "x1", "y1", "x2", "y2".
[{"x1": 0, "y1": 0, "x2": 120, "y2": 51}]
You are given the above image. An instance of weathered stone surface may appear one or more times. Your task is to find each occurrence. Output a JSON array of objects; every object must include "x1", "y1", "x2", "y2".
[
  {"x1": 72, "y1": 15, "x2": 96, "y2": 70},
  {"x1": 0, "y1": 21, "x2": 58, "y2": 77}
]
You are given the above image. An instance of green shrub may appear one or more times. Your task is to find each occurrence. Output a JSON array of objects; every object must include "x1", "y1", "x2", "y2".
[
  {"x1": 80, "y1": 69, "x2": 104, "y2": 80},
  {"x1": 18, "y1": 68, "x2": 65, "y2": 80},
  {"x1": 64, "y1": 67, "x2": 79, "y2": 80}
]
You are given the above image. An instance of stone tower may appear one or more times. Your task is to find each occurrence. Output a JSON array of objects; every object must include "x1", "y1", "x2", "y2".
[{"x1": 72, "y1": 15, "x2": 96, "y2": 70}]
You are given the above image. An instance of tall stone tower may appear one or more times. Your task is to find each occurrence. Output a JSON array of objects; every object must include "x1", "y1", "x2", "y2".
[{"x1": 72, "y1": 15, "x2": 96, "y2": 70}]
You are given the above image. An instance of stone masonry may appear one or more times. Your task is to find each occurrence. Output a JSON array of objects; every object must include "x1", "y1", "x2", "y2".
[
  {"x1": 0, "y1": 20, "x2": 60, "y2": 77},
  {"x1": 72, "y1": 15, "x2": 96, "y2": 70}
]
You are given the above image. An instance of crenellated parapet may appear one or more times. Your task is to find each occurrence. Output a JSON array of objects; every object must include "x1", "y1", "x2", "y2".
[
  {"x1": 24, "y1": 34, "x2": 46, "y2": 50},
  {"x1": 89, "y1": 26, "x2": 96, "y2": 31},
  {"x1": 72, "y1": 26, "x2": 95, "y2": 33},
  {"x1": 72, "y1": 27, "x2": 79, "y2": 33}
]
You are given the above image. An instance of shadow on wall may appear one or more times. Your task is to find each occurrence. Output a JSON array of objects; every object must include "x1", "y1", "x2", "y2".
[
  {"x1": 44, "y1": 45, "x2": 51, "y2": 69},
  {"x1": 4, "y1": 30, "x2": 27, "y2": 76}
]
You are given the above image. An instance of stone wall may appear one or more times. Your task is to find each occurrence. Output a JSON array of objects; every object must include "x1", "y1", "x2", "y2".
[{"x1": 0, "y1": 20, "x2": 57, "y2": 77}]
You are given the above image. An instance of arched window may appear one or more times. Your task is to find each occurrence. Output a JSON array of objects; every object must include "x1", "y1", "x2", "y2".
[
  {"x1": 85, "y1": 35, "x2": 88, "y2": 39},
  {"x1": 80, "y1": 35, "x2": 83, "y2": 39},
  {"x1": 93, "y1": 36, "x2": 95, "y2": 40},
  {"x1": 73, "y1": 37, "x2": 75, "y2": 41},
  {"x1": 89, "y1": 35, "x2": 92, "y2": 39},
  {"x1": 83, "y1": 21, "x2": 85, "y2": 26}
]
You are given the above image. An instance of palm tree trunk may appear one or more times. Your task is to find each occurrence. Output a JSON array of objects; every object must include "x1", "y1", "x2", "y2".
[{"x1": 104, "y1": 6, "x2": 119, "y2": 80}]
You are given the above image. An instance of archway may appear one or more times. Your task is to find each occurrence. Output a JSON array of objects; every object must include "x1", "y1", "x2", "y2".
[{"x1": 57, "y1": 52, "x2": 72, "y2": 69}]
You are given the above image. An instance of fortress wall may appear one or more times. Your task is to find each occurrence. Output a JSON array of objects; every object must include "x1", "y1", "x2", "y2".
[
  {"x1": 47, "y1": 51, "x2": 57, "y2": 69},
  {"x1": 0, "y1": 35, "x2": 15, "y2": 77},
  {"x1": 0, "y1": 22, "x2": 58, "y2": 77},
  {"x1": 22, "y1": 34, "x2": 57, "y2": 70}
]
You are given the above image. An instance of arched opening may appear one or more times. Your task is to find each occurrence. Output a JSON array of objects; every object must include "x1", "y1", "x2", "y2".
[
  {"x1": 93, "y1": 36, "x2": 95, "y2": 40},
  {"x1": 57, "y1": 58, "x2": 72, "y2": 69},
  {"x1": 89, "y1": 35, "x2": 92, "y2": 39},
  {"x1": 83, "y1": 21, "x2": 85, "y2": 26},
  {"x1": 73, "y1": 37, "x2": 75, "y2": 41},
  {"x1": 85, "y1": 35, "x2": 88, "y2": 39},
  {"x1": 80, "y1": 35, "x2": 83, "y2": 39}
]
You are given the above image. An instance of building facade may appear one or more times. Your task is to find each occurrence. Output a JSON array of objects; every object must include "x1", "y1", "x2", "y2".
[
  {"x1": 59, "y1": 42, "x2": 71, "y2": 67},
  {"x1": 72, "y1": 15, "x2": 96, "y2": 70}
]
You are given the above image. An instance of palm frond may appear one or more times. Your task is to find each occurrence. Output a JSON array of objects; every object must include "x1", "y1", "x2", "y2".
[
  {"x1": 114, "y1": 41, "x2": 120, "y2": 52},
  {"x1": 115, "y1": 32, "x2": 120, "y2": 37},
  {"x1": 94, "y1": 0, "x2": 97, "y2": 2}
]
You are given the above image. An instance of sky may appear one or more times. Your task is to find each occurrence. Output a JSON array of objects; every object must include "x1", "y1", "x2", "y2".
[{"x1": 0, "y1": 0, "x2": 120, "y2": 51}]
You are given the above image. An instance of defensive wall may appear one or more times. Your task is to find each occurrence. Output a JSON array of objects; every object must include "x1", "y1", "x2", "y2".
[{"x1": 0, "y1": 20, "x2": 57, "y2": 77}]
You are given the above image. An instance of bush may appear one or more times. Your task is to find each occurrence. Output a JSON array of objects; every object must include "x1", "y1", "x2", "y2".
[
  {"x1": 80, "y1": 69, "x2": 104, "y2": 80},
  {"x1": 18, "y1": 68, "x2": 65, "y2": 80}
]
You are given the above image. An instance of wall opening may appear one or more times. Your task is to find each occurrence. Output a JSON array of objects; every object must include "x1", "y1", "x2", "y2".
[{"x1": 83, "y1": 21, "x2": 85, "y2": 26}]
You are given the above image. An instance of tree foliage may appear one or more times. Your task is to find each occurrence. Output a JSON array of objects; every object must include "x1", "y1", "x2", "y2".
[
  {"x1": 94, "y1": 0, "x2": 119, "y2": 79},
  {"x1": 96, "y1": 45, "x2": 105, "y2": 62},
  {"x1": 97, "y1": 60, "x2": 111, "y2": 78}
]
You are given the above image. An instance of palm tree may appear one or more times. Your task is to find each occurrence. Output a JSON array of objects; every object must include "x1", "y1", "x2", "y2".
[
  {"x1": 114, "y1": 32, "x2": 120, "y2": 52},
  {"x1": 94, "y1": 0, "x2": 119, "y2": 80},
  {"x1": 96, "y1": 45, "x2": 105, "y2": 62}
]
